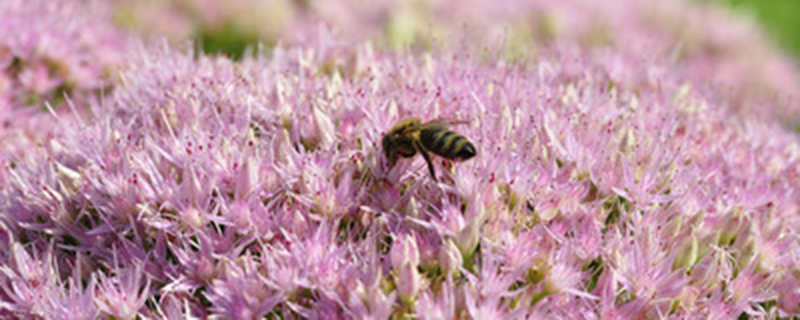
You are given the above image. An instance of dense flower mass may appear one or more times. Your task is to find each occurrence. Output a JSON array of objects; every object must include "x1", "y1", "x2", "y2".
[
  {"x1": 1, "y1": 36, "x2": 798, "y2": 317},
  {"x1": 1, "y1": 0, "x2": 799, "y2": 319}
]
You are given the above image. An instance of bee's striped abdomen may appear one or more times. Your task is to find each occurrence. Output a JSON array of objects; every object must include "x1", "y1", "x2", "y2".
[{"x1": 420, "y1": 128, "x2": 477, "y2": 160}]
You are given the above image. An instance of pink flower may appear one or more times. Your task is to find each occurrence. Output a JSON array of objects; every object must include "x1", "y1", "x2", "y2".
[
  {"x1": 44, "y1": 254, "x2": 99, "y2": 320},
  {"x1": 417, "y1": 279, "x2": 457, "y2": 319},
  {"x1": 205, "y1": 257, "x2": 283, "y2": 318},
  {"x1": 0, "y1": 242, "x2": 55, "y2": 316},
  {"x1": 95, "y1": 262, "x2": 151, "y2": 319}
]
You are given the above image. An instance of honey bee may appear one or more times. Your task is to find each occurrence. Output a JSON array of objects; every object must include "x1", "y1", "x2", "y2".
[{"x1": 382, "y1": 118, "x2": 477, "y2": 181}]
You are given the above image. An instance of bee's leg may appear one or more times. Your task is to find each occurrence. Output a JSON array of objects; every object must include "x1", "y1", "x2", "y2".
[
  {"x1": 385, "y1": 154, "x2": 398, "y2": 169},
  {"x1": 414, "y1": 140, "x2": 437, "y2": 181}
]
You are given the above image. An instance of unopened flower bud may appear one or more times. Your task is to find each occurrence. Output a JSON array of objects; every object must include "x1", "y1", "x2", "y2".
[
  {"x1": 397, "y1": 263, "x2": 421, "y2": 302},
  {"x1": 391, "y1": 235, "x2": 420, "y2": 270},
  {"x1": 439, "y1": 239, "x2": 462, "y2": 277}
]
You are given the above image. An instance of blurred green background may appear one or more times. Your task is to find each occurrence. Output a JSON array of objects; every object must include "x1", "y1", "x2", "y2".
[
  {"x1": 150, "y1": 0, "x2": 800, "y2": 63},
  {"x1": 724, "y1": 0, "x2": 800, "y2": 132},
  {"x1": 722, "y1": 0, "x2": 800, "y2": 59}
]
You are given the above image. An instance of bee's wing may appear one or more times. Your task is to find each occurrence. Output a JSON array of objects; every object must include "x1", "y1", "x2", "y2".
[
  {"x1": 385, "y1": 125, "x2": 418, "y2": 144},
  {"x1": 422, "y1": 118, "x2": 470, "y2": 129}
]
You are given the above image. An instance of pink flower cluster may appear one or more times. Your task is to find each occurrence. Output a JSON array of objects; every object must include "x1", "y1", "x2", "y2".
[
  {"x1": 1, "y1": 36, "x2": 798, "y2": 317},
  {"x1": 1, "y1": 0, "x2": 799, "y2": 319},
  {"x1": 0, "y1": 0, "x2": 127, "y2": 123}
]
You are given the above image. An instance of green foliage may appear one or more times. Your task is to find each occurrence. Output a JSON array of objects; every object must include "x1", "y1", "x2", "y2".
[
  {"x1": 724, "y1": 0, "x2": 800, "y2": 58},
  {"x1": 199, "y1": 24, "x2": 261, "y2": 60}
]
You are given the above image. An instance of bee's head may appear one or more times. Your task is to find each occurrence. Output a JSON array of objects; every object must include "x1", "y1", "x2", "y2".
[
  {"x1": 383, "y1": 118, "x2": 421, "y2": 162},
  {"x1": 382, "y1": 131, "x2": 416, "y2": 163}
]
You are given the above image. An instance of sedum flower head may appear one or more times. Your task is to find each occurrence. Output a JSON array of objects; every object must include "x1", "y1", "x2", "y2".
[{"x1": 0, "y1": 4, "x2": 799, "y2": 318}]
